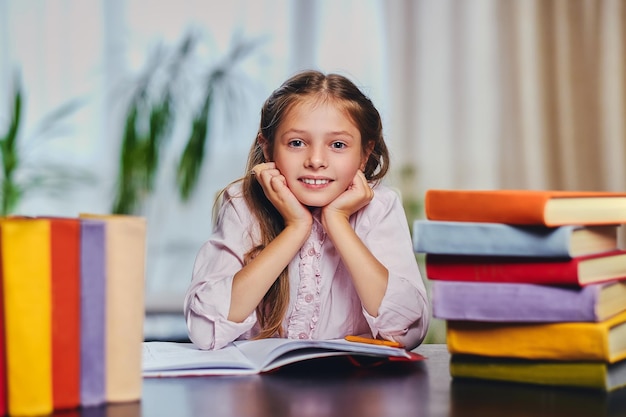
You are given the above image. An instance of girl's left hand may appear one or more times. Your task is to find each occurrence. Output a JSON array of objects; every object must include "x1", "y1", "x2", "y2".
[{"x1": 322, "y1": 170, "x2": 373, "y2": 221}]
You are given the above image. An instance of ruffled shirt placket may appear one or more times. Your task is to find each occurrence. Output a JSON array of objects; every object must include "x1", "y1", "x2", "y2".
[{"x1": 287, "y1": 217, "x2": 326, "y2": 340}]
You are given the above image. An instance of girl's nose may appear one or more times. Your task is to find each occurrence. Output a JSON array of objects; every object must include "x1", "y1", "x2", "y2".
[{"x1": 305, "y1": 148, "x2": 328, "y2": 169}]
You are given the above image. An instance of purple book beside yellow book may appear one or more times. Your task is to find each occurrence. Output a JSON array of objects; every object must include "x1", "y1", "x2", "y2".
[{"x1": 432, "y1": 279, "x2": 626, "y2": 322}]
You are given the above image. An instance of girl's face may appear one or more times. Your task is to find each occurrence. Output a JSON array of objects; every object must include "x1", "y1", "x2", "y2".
[{"x1": 264, "y1": 99, "x2": 369, "y2": 208}]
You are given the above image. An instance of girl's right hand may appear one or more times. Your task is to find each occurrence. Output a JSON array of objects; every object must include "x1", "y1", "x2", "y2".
[{"x1": 251, "y1": 162, "x2": 313, "y2": 229}]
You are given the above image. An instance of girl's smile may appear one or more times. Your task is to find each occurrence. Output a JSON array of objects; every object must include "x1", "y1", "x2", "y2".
[{"x1": 299, "y1": 177, "x2": 332, "y2": 186}]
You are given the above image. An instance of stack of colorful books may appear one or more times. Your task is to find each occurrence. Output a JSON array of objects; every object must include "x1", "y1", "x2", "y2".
[
  {"x1": 0, "y1": 215, "x2": 146, "y2": 416},
  {"x1": 414, "y1": 189, "x2": 626, "y2": 391}
]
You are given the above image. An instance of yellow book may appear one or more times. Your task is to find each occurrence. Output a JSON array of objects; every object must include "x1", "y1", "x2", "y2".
[
  {"x1": 450, "y1": 354, "x2": 626, "y2": 391},
  {"x1": 446, "y1": 309, "x2": 626, "y2": 362},
  {"x1": 1, "y1": 219, "x2": 53, "y2": 416},
  {"x1": 80, "y1": 214, "x2": 147, "y2": 403}
]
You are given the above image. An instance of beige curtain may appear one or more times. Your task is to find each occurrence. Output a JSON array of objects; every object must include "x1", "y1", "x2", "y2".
[{"x1": 383, "y1": 0, "x2": 626, "y2": 200}]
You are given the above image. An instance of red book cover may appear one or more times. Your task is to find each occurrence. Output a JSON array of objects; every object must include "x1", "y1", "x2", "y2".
[
  {"x1": 425, "y1": 250, "x2": 626, "y2": 286},
  {"x1": 49, "y1": 218, "x2": 81, "y2": 409}
]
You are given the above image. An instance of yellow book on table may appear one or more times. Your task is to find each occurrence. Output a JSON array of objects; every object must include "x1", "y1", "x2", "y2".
[
  {"x1": 446, "y1": 309, "x2": 626, "y2": 362},
  {"x1": 80, "y1": 214, "x2": 147, "y2": 403},
  {"x1": 1, "y1": 218, "x2": 53, "y2": 416}
]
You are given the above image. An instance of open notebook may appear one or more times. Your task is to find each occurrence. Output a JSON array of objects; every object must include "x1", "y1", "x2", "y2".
[{"x1": 142, "y1": 338, "x2": 424, "y2": 377}]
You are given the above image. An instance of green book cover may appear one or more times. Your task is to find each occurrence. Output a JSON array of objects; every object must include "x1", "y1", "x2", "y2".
[{"x1": 450, "y1": 354, "x2": 626, "y2": 391}]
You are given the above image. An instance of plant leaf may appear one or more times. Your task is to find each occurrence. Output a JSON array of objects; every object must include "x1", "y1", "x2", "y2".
[
  {"x1": 113, "y1": 101, "x2": 143, "y2": 214},
  {"x1": 177, "y1": 92, "x2": 210, "y2": 201},
  {"x1": 0, "y1": 179, "x2": 21, "y2": 216},
  {"x1": 145, "y1": 93, "x2": 174, "y2": 191},
  {"x1": 29, "y1": 97, "x2": 84, "y2": 142},
  {"x1": 0, "y1": 77, "x2": 23, "y2": 215}
]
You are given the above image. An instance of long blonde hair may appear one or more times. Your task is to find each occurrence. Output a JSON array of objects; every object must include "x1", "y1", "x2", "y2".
[{"x1": 239, "y1": 70, "x2": 390, "y2": 338}]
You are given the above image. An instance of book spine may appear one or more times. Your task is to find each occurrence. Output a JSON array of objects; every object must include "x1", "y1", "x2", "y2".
[
  {"x1": 424, "y1": 190, "x2": 550, "y2": 224},
  {"x1": 431, "y1": 280, "x2": 600, "y2": 322},
  {"x1": 450, "y1": 356, "x2": 610, "y2": 390},
  {"x1": 446, "y1": 319, "x2": 613, "y2": 361},
  {"x1": 413, "y1": 220, "x2": 574, "y2": 257},
  {"x1": 80, "y1": 220, "x2": 107, "y2": 406},
  {"x1": 425, "y1": 254, "x2": 581, "y2": 285},
  {"x1": 50, "y1": 218, "x2": 81, "y2": 410},
  {"x1": 1, "y1": 219, "x2": 53, "y2": 416}
]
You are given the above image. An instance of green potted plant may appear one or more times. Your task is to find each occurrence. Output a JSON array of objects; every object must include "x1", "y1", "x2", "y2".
[{"x1": 112, "y1": 31, "x2": 264, "y2": 214}]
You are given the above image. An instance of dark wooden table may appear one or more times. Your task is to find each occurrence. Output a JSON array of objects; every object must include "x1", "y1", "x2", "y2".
[{"x1": 75, "y1": 344, "x2": 626, "y2": 417}]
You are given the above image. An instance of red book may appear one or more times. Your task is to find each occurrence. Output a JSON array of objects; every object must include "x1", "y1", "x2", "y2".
[
  {"x1": 425, "y1": 250, "x2": 626, "y2": 286},
  {"x1": 424, "y1": 189, "x2": 626, "y2": 226},
  {"x1": 49, "y1": 218, "x2": 81, "y2": 410}
]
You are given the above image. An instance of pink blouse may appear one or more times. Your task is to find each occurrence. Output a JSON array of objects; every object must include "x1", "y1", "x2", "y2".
[{"x1": 184, "y1": 182, "x2": 430, "y2": 350}]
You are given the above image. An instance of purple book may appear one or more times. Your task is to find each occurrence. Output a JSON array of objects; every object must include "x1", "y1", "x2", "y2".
[
  {"x1": 80, "y1": 220, "x2": 106, "y2": 406},
  {"x1": 432, "y1": 279, "x2": 626, "y2": 322}
]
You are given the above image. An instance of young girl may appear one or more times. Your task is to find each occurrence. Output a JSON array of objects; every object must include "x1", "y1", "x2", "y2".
[{"x1": 184, "y1": 70, "x2": 430, "y2": 350}]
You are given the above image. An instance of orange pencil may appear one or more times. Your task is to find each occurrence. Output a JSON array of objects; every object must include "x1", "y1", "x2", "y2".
[{"x1": 344, "y1": 335, "x2": 404, "y2": 348}]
